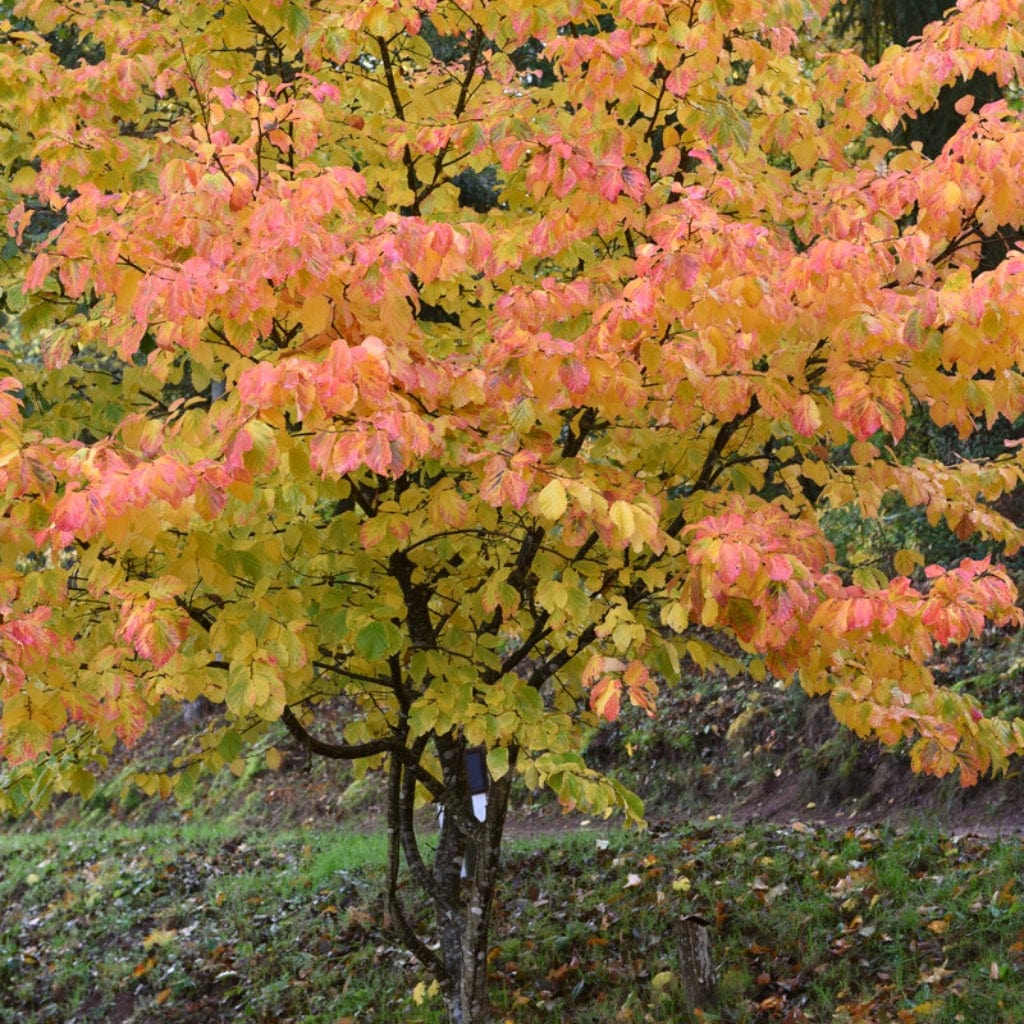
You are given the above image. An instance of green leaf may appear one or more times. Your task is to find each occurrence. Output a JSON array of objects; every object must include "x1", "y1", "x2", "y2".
[
  {"x1": 509, "y1": 397, "x2": 537, "y2": 434},
  {"x1": 355, "y1": 621, "x2": 402, "y2": 660},
  {"x1": 173, "y1": 763, "x2": 201, "y2": 801},
  {"x1": 408, "y1": 699, "x2": 439, "y2": 738},
  {"x1": 67, "y1": 766, "x2": 96, "y2": 801},
  {"x1": 513, "y1": 684, "x2": 544, "y2": 725},
  {"x1": 614, "y1": 782, "x2": 646, "y2": 826},
  {"x1": 217, "y1": 729, "x2": 242, "y2": 763},
  {"x1": 486, "y1": 745, "x2": 510, "y2": 779},
  {"x1": 225, "y1": 663, "x2": 252, "y2": 716}
]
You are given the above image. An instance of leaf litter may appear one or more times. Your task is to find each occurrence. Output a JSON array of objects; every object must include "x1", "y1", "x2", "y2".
[{"x1": 1, "y1": 821, "x2": 1022, "y2": 1022}]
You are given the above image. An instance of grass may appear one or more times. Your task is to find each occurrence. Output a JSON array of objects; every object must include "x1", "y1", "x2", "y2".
[{"x1": 1, "y1": 818, "x2": 1022, "y2": 1023}]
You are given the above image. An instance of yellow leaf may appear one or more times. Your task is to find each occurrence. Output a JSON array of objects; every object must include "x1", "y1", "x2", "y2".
[
  {"x1": 893, "y1": 548, "x2": 924, "y2": 576},
  {"x1": 609, "y1": 500, "x2": 635, "y2": 540},
  {"x1": 142, "y1": 929, "x2": 178, "y2": 949},
  {"x1": 651, "y1": 970, "x2": 675, "y2": 992},
  {"x1": 940, "y1": 180, "x2": 962, "y2": 210},
  {"x1": 297, "y1": 293, "x2": 333, "y2": 336},
  {"x1": 661, "y1": 601, "x2": 688, "y2": 633},
  {"x1": 686, "y1": 639, "x2": 712, "y2": 667},
  {"x1": 612, "y1": 619, "x2": 642, "y2": 653},
  {"x1": 700, "y1": 596, "x2": 719, "y2": 626},
  {"x1": 850, "y1": 440, "x2": 878, "y2": 464},
  {"x1": 537, "y1": 578, "x2": 568, "y2": 613},
  {"x1": 801, "y1": 459, "x2": 830, "y2": 487},
  {"x1": 790, "y1": 137, "x2": 818, "y2": 170},
  {"x1": 265, "y1": 747, "x2": 283, "y2": 771},
  {"x1": 412, "y1": 979, "x2": 440, "y2": 1005},
  {"x1": 11, "y1": 165, "x2": 37, "y2": 193},
  {"x1": 536, "y1": 478, "x2": 567, "y2": 520},
  {"x1": 431, "y1": 487, "x2": 469, "y2": 528}
]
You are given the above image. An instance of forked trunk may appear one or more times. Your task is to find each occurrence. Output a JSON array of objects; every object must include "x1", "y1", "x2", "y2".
[
  {"x1": 437, "y1": 754, "x2": 512, "y2": 1024},
  {"x1": 385, "y1": 741, "x2": 516, "y2": 1024}
]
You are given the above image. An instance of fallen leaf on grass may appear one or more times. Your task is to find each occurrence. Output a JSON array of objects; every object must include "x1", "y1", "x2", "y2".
[
  {"x1": 142, "y1": 928, "x2": 177, "y2": 949},
  {"x1": 919, "y1": 964, "x2": 956, "y2": 984},
  {"x1": 412, "y1": 979, "x2": 440, "y2": 1005},
  {"x1": 132, "y1": 957, "x2": 156, "y2": 977}
]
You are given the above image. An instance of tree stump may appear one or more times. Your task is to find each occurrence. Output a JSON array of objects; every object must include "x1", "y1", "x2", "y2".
[{"x1": 676, "y1": 913, "x2": 717, "y2": 1013}]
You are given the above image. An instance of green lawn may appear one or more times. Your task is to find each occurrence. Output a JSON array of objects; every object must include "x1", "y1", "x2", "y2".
[{"x1": 1, "y1": 819, "x2": 1022, "y2": 1023}]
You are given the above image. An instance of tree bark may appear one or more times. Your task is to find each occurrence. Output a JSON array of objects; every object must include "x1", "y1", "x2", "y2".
[
  {"x1": 386, "y1": 738, "x2": 517, "y2": 1024},
  {"x1": 676, "y1": 913, "x2": 717, "y2": 1014},
  {"x1": 437, "y1": 745, "x2": 516, "y2": 1024}
]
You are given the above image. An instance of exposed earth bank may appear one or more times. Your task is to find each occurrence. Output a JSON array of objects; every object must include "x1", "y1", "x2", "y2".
[{"x1": 10, "y1": 671, "x2": 1024, "y2": 839}]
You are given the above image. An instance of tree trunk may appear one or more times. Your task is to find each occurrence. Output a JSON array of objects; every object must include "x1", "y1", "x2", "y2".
[
  {"x1": 385, "y1": 739, "x2": 517, "y2": 1024},
  {"x1": 436, "y1": 750, "x2": 515, "y2": 1024},
  {"x1": 676, "y1": 913, "x2": 717, "y2": 1014}
]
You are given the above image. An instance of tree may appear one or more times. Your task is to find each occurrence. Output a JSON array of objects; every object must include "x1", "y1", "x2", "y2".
[
  {"x1": 834, "y1": 0, "x2": 1004, "y2": 160},
  {"x1": 3, "y1": 1, "x2": 1024, "y2": 1020}
]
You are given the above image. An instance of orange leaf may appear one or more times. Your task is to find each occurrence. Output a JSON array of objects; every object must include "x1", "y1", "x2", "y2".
[{"x1": 590, "y1": 676, "x2": 621, "y2": 722}]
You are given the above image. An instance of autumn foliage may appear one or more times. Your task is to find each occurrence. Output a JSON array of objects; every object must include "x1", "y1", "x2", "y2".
[
  {"x1": 3, "y1": 0, "x2": 1024, "y2": 806},
  {"x1": 4, "y1": 1, "x2": 1024, "y2": 1015}
]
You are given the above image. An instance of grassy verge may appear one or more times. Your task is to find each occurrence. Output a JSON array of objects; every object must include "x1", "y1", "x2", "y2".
[{"x1": 1, "y1": 819, "x2": 1022, "y2": 1023}]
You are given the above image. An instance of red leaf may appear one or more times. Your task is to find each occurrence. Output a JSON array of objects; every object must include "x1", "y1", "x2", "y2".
[
  {"x1": 590, "y1": 676, "x2": 621, "y2": 722},
  {"x1": 558, "y1": 358, "x2": 590, "y2": 394}
]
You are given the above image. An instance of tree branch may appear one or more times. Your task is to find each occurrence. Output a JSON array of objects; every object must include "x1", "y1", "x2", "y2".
[
  {"x1": 665, "y1": 394, "x2": 761, "y2": 537},
  {"x1": 374, "y1": 34, "x2": 421, "y2": 211},
  {"x1": 386, "y1": 750, "x2": 445, "y2": 977},
  {"x1": 280, "y1": 706, "x2": 394, "y2": 760}
]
